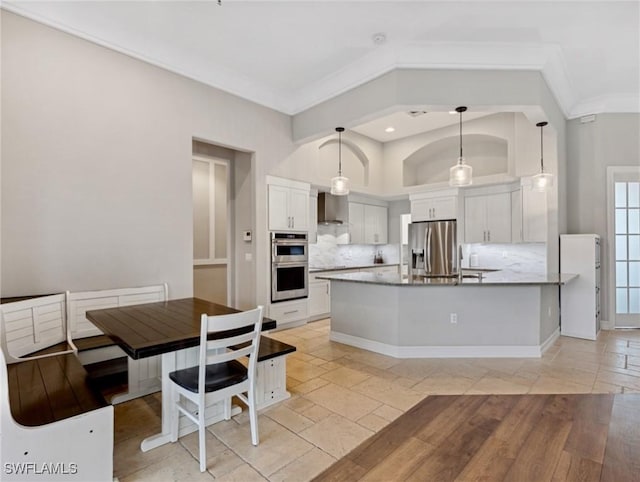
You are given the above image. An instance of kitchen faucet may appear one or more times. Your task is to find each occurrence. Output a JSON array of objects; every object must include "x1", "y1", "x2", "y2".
[{"x1": 457, "y1": 245, "x2": 463, "y2": 283}]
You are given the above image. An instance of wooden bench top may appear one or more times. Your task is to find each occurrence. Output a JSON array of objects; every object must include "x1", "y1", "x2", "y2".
[
  {"x1": 233, "y1": 335, "x2": 296, "y2": 362},
  {"x1": 7, "y1": 353, "x2": 109, "y2": 427}
]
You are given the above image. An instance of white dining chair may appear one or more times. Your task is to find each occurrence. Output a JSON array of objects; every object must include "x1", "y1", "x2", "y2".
[{"x1": 168, "y1": 306, "x2": 263, "y2": 472}]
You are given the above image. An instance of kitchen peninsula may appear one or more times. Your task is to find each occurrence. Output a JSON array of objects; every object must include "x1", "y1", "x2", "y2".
[{"x1": 317, "y1": 271, "x2": 577, "y2": 358}]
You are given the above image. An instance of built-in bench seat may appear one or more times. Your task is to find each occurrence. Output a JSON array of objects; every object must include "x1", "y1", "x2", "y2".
[
  {"x1": 68, "y1": 284, "x2": 168, "y2": 403},
  {"x1": 7, "y1": 352, "x2": 109, "y2": 427},
  {"x1": 1, "y1": 294, "x2": 114, "y2": 481},
  {"x1": 233, "y1": 335, "x2": 296, "y2": 409},
  {"x1": 73, "y1": 334, "x2": 119, "y2": 352}
]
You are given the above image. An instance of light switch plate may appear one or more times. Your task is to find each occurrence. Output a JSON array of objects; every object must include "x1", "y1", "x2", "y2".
[{"x1": 243, "y1": 230, "x2": 252, "y2": 241}]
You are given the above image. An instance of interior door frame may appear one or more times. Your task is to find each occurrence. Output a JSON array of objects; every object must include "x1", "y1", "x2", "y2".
[{"x1": 606, "y1": 165, "x2": 640, "y2": 327}]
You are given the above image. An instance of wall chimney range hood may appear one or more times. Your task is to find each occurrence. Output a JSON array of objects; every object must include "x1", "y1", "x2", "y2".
[{"x1": 317, "y1": 192, "x2": 347, "y2": 225}]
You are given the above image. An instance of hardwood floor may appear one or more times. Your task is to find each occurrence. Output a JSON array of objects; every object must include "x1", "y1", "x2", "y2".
[{"x1": 313, "y1": 393, "x2": 640, "y2": 482}]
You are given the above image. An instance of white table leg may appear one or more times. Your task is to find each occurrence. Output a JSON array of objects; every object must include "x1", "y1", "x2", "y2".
[{"x1": 140, "y1": 351, "x2": 175, "y2": 452}]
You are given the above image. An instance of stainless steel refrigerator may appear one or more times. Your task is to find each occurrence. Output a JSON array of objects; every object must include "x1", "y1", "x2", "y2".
[{"x1": 408, "y1": 220, "x2": 458, "y2": 278}]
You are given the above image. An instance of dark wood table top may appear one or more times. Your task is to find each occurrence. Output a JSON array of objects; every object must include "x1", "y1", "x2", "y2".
[{"x1": 86, "y1": 298, "x2": 276, "y2": 359}]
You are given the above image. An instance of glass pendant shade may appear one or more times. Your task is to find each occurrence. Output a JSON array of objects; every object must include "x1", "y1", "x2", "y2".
[
  {"x1": 449, "y1": 158, "x2": 473, "y2": 187},
  {"x1": 449, "y1": 106, "x2": 472, "y2": 187},
  {"x1": 533, "y1": 121, "x2": 553, "y2": 192},
  {"x1": 331, "y1": 175, "x2": 350, "y2": 195},
  {"x1": 331, "y1": 127, "x2": 349, "y2": 195},
  {"x1": 531, "y1": 172, "x2": 553, "y2": 192}
]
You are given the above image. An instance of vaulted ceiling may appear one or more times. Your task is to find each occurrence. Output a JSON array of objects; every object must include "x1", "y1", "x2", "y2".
[{"x1": 4, "y1": 1, "x2": 639, "y2": 119}]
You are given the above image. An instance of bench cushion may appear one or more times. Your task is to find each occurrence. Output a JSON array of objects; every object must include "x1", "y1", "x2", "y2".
[{"x1": 7, "y1": 353, "x2": 109, "y2": 426}]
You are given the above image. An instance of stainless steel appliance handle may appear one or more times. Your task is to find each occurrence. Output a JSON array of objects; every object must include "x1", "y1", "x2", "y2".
[{"x1": 425, "y1": 226, "x2": 432, "y2": 273}]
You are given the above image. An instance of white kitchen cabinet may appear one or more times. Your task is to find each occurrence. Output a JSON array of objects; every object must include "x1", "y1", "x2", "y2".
[
  {"x1": 365, "y1": 204, "x2": 388, "y2": 244},
  {"x1": 268, "y1": 299, "x2": 308, "y2": 328},
  {"x1": 348, "y1": 202, "x2": 365, "y2": 244},
  {"x1": 464, "y1": 192, "x2": 511, "y2": 243},
  {"x1": 308, "y1": 280, "x2": 330, "y2": 321},
  {"x1": 348, "y1": 202, "x2": 388, "y2": 244},
  {"x1": 521, "y1": 182, "x2": 547, "y2": 243},
  {"x1": 309, "y1": 191, "x2": 318, "y2": 243},
  {"x1": 560, "y1": 234, "x2": 601, "y2": 340},
  {"x1": 510, "y1": 179, "x2": 548, "y2": 243},
  {"x1": 268, "y1": 182, "x2": 309, "y2": 232},
  {"x1": 412, "y1": 196, "x2": 457, "y2": 222},
  {"x1": 410, "y1": 191, "x2": 458, "y2": 222},
  {"x1": 360, "y1": 265, "x2": 399, "y2": 275},
  {"x1": 511, "y1": 190, "x2": 522, "y2": 242}
]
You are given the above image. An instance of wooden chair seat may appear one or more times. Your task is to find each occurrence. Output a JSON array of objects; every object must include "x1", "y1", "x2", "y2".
[{"x1": 169, "y1": 360, "x2": 248, "y2": 394}]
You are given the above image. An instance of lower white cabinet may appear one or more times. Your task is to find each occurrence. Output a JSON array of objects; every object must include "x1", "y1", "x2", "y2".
[
  {"x1": 268, "y1": 299, "x2": 308, "y2": 328},
  {"x1": 308, "y1": 280, "x2": 330, "y2": 321},
  {"x1": 307, "y1": 266, "x2": 399, "y2": 321},
  {"x1": 362, "y1": 265, "x2": 399, "y2": 275}
]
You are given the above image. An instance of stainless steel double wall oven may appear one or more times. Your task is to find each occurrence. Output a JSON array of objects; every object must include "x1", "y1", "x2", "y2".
[{"x1": 271, "y1": 232, "x2": 308, "y2": 302}]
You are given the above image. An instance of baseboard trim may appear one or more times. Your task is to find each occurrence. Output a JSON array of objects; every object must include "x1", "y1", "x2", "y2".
[
  {"x1": 540, "y1": 328, "x2": 561, "y2": 353},
  {"x1": 330, "y1": 331, "x2": 548, "y2": 358},
  {"x1": 600, "y1": 319, "x2": 615, "y2": 330}
]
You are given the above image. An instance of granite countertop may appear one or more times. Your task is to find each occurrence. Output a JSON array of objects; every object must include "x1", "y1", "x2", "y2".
[
  {"x1": 315, "y1": 271, "x2": 579, "y2": 286},
  {"x1": 309, "y1": 263, "x2": 399, "y2": 273}
]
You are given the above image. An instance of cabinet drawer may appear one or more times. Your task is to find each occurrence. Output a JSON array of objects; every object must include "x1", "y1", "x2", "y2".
[{"x1": 269, "y1": 299, "x2": 308, "y2": 324}]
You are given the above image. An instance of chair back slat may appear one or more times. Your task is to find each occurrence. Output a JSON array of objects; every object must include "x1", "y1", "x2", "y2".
[
  {"x1": 205, "y1": 331, "x2": 255, "y2": 351},
  {"x1": 205, "y1": 346, "x2": 253, "y2": 365},
  {"x1": 204, "y1": 309, "x2": 262, "y2": 332},
  {"x1": 197, "y1": 306, "x2": 263, "y2": 395}
]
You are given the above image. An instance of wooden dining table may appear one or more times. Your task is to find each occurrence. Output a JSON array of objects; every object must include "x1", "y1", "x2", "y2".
[{"x1": 86, "y1": 297, "x2": 276, "y2": 452}]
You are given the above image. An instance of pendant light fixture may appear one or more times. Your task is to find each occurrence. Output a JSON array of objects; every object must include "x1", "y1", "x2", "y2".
[
  {"x1": 330, "y1": 127, "x2": 350, "y2": 196},
  {"x1": 532, "y1": 121, "x2": 553, "y2": 192},
  {"x1": 449, "y1": 106, "x2": 472, "y2": 187}
]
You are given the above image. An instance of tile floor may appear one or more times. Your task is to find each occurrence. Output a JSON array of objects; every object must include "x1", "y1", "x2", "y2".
[{"x1": 114, "y1": 319, "x2": 640, "y2": 481}]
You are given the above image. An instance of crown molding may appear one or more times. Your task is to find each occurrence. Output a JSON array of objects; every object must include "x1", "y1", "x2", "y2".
[
  {"x1": 569, "y1": 94, "x2": 640, "y2": 119},
  {"x1": 4, "y1": 4, "x2": 638, "y2": 119}
]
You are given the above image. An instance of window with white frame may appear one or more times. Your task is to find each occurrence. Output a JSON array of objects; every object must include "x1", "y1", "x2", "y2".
[
  {"x1": 193, "y1": 156, "x2": 228, "y2": 265},
  {"x1": 615, "y1": 181, "x2": 640, "y2": 314}
]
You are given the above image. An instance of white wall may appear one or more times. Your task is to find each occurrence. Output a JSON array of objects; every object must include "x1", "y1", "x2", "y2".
[
  {"x1": 271, "y1": 130, "x2": 384, "y2": 196},
  {"x1": 566, "y1": 113, "x2": 640, "y2": 322},
  {"x1": 1, "y1": 11, "x2": 292, "y2": 303},
  {"x1": 383, "y1": 112, "x2": 518, "y2": 195}
]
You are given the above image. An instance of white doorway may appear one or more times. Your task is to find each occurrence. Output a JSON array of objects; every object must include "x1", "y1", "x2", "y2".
[
  {"x1": 607, "y1": 166, "x2": 640, "y2": 327},
  {"x1": 192, "y1": 155, "x2": 230, "y2": 305}
]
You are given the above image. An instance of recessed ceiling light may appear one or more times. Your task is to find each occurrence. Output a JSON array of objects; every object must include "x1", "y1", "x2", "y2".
[
  {"x1": 385, "y1": 126, "x2": 395, "y2": 133},
  {"x1": 372, "y1": 32, "x2": 387, "y2": 45}
]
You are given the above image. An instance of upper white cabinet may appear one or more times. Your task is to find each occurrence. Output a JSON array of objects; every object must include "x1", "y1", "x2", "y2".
[
  {"x1": 410, "y1": 190, "x2": 459, "y2": 222},
  {"x1": 349, "y1": 202, "x2": 388, "y2": 244},
  {"x1": 511, "y1": 177, "x2": 547, "y2": 243},
  {"x1": 309, "y1": 190, "x2": 318, "y2": 243},
  {"x1": 521, "y1": 180, "x2": 547, "y2": 243},
  {"x1": 267, "y1": 176, "x2": 310, "y2": 232},
  {"x1": 365, "y1": 204, "x2": 388, "y2": 244},
  {"x1": 464, "y1": 192, "x2": 512, "y2": 243}
]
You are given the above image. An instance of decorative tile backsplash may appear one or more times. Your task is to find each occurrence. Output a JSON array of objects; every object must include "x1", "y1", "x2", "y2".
[
  {"x1": 461, "y1": 243, "x2": 547, "y2": 274},
  {"x1": 309, "y1": 224, "x2": 400, "y2": 268},
  {"x1": 310, "y1": 224, "x2": 544, "y2": 273}
]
